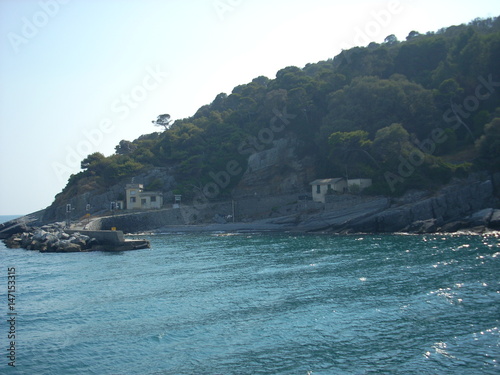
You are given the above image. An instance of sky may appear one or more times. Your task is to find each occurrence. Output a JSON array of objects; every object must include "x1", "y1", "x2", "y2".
[{"x1": 0, "y1": 0, "x2": 499, "y2": 215}]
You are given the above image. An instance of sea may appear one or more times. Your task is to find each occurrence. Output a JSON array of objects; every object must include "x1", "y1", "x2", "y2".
[{"x1": 0, "y1": 215, "x2": 499, "y2": 374}]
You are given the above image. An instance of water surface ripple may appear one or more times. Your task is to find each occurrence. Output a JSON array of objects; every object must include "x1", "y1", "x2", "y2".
[{"x1": 1, "y1": 233, "x2": 498, "y2": 374}]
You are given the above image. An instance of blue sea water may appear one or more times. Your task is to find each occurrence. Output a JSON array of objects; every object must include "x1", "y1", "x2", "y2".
[{"x1": 0, "y1": 231, "x2": 499, "y2": 374}]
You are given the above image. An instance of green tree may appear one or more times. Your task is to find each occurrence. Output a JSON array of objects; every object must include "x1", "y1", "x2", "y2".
[
  {"x1": 152, "y1": 114, "x2": 172, "y2": 130},
  {"x1": 384, "y1": 34, "x2": 398, "y2": 45},
  {"x1": 81, "y1": 152, "x2": 105, "y2": 170},
  {"x1": 371, "y1": 123, "x2": 411, "y2": 164},
  {"x1": 322, "y1": 76, "x2": 438, "y2": 138},
  {"x1": 115, "y1": 140, "x2": 137, "y2": 155},
  {"x1": 328, "y1": 130, "x2": 376, "y2": 177}
]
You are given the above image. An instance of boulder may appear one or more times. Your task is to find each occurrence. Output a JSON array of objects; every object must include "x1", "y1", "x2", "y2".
[
  {"x1": 468, "y1": 208, "x2": 494, "y2": 227},
  {"x1": 54, "y1": 240, "x2": 81, "y2": 252},
  {"x1": 70, "y1": 236, "x2": 87, "y2": 248},
  {"x1": 407, "y1": 219, "x2": 438, "y2": 233},
  {"x1": 26, "y1": 240, "x2": 38, "y2": 250},
  {"x1": 78, "y1": 234, "x2": 90, "y2": 243},
  {"x1": 32, "y1": 229, "x2": 48, "y2": 242},
  {"x1": 489, "y1": 209, "x2": 500, "y2": 229},
  {"x1": 34, "y1": 241, "x2": 48, "y2": 252},
  {"x1": 62, "y1": 243, "x2": 82, "y2": 252},
  {"x1": 439, "y1": 221, "x2": 467, "y2": 233},
  {"x1": 20, "y1": 233, "x2": 32, "y2": 248},
  {"x1": 58, "y1": 232, "x2": 70, "y2": 240},
  {"x1": 4, "y1": 236, "x2": 22, "y2": 248},
  {"x1": 44, "y1": 233, "x2": 59, "y2": 245},
  {"x1": 45, "y1": 240, "x2": 59, "y2": 252}
]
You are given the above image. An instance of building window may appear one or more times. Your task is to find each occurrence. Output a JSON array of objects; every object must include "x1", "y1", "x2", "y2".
[
  {"x1": 141, "y1": 199, "x2": 147, "y2": 206},
  {"x1": 130, "y1": 197, "x2": 136, "y2": 203},
  {"x1": 130, "y1": 190, "x2": 136, "y2": 195},
  {"x1": 316, "y1": 185, "x2": 321, "y2": 194},
  {"x1": 151, "y1": 196, "x2": 156, "y2": 202}
]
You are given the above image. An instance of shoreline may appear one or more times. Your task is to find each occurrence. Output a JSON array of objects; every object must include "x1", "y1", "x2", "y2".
[
  {"x1": 134, "y1": 221, "x2": 500, "y2": 236},
  {"x1": 2, "y1": 176, "x2": 499, "y2": 243},
  {"x1": 2, "y1": 220, "x2": 499, "y2": 253}
]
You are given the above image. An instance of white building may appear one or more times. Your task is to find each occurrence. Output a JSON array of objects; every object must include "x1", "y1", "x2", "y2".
[
  {"x1": 125, "y1": 184, "x2": 163, "y2": 210},
  {"x1": 310, "y1": 178, "x2": 347, "y2": 203},
  {"x1": 309, "y1": 178, "x2": 372, "y2": 203}
]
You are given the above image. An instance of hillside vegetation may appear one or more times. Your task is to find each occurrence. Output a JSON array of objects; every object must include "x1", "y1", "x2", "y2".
[{"x1": 56, "y1": 17, "x2": 500, "y2": 205}]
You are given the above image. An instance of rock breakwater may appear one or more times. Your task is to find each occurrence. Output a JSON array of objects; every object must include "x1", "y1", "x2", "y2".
[
  {"x1": 2, "y1": 223, "x2": 150, "y2": 252},
  {"x1": 4, "y1": 222, "x2": 95, "y2": 252}
]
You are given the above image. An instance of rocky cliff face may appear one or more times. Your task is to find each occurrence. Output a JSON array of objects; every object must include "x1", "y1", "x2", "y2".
[
  {"x1": 234, "y1": 136, "x2": 316, "y2": 198},
  {"x1": 312, "y1": 175, "x2": 500, "y2": 233}
]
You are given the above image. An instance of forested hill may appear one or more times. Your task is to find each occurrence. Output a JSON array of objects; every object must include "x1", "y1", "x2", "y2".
[{"x1": 56, "y1": 17, "x2": 500, "y2": 208}]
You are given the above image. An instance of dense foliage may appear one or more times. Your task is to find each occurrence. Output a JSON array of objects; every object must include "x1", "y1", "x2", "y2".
[{"x1": 58, "y1": 17, "x2": 500, "y2": 202}]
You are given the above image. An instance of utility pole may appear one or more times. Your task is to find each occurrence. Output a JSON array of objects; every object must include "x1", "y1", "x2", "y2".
[
  {"x1": 345, "y1": 164, "x2": 349, "y2": 193},
  {"x1": 65, "y1": 204, "x2": 71, "y2": 228}
]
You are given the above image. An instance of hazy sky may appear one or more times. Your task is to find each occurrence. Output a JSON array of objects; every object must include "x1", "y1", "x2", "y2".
[{"x1": 0, "y1": 0, "x2": 498, "y2": 215}]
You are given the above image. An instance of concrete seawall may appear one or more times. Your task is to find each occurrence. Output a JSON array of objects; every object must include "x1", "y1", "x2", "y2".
[
  {"x1": 64, "y1": 229, "x2": 149, "y2": 251},
  {"x1": 80, "y1": 194, "x2": 312, "y2": 233},
  {"x1": 83, "y1": 208, "x2": 193, "y2": 233}
]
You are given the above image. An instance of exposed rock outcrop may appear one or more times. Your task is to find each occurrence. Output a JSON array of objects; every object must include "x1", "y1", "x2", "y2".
[
  {"x1": 332, "y1": 178, "x2": 499, "y2": 233},
  {"x1": 293, "y1": 197, "x2": 390, "y2": 232},
  {"x1": 234, "y1": 136, "x2": 315, "y2": 198}
]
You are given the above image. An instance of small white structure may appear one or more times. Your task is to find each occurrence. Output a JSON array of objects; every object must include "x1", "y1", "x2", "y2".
[
  {"x1": 347, "y1": 178, "x2": 372, "y2": 192},
  {"x1": 125, "y1": 184, "x2": 163, "y2": 210},
  {"x1": 310, "y1": 178, "x2": 347, "y2": 203},
  {"x1": 310, "y1": 178, "x2": 373, "y2": 203},
  {"x1": 173, "y1": 195, "x2": 181, "y2": 209}
]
